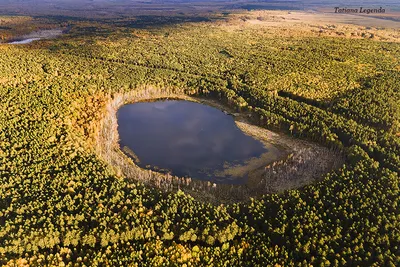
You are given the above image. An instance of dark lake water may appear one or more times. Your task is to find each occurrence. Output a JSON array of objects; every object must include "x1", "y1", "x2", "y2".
[{"x1": 117, "y1": 100, "x2": 269, "y2": 184}]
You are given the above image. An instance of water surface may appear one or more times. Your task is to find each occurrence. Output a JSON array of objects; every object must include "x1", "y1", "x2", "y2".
[
  {"x1": 8, "y1": 29, "x2": 63, "y2": 44},
  {"x1": 9, "y1": 38, "x2": 42, "y2": 44},
  {"x1": 117, "y1": 100, "x2": 273, "y2": 184}
]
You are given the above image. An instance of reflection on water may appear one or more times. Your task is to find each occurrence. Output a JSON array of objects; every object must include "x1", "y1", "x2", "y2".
[
  {"x1": 8, "y1": 29, "x2": 63, "y2": 45},
  {"x1": 9, "y1": 38, "x2": 42, "y2": 44},
  {"x1": 117, "y1": 100, "x2": 269, "y2": 184}
]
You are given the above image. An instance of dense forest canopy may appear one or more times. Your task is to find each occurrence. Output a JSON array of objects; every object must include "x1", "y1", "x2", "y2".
[{"x1": 0, "y1": 10, "x2": 399, "y2": 266}]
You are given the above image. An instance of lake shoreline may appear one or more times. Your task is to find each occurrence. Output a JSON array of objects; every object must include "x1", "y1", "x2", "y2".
[{"x1": 94, "y1": 86, "x2": 344, "y2": 204}]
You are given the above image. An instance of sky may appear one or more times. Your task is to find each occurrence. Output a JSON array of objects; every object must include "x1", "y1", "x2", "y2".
[{"x1": 0, "y1": 0, "x2": 398, "y2": 17}]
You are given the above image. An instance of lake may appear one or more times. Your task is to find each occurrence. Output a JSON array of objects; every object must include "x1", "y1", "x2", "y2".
[
  {"x1": 8, "y1": 29, "x2": 64, "y2": 44},
  {"x1": 9, "y1": 38, "x2": 42, "y2": 44},
  {"x1": 117, "y1": 100, "x2": 279, "y2": 184}
]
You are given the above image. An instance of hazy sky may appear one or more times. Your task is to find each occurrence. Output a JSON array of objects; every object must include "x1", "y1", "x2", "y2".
[
  {"x1": 0, "y1": 0, "x2": 398, "y2": 17},
  {"x1": 0, "y1": 0, "x2": 397, "y2": 5}
]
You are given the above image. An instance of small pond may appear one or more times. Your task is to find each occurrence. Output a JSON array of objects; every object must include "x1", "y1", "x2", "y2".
[
  {"x1": 8, "y1": 29, "x2": 64, "y2": 44},
  {"x1": 117, "y1": 100, "x2": 281, "y2": 184}
]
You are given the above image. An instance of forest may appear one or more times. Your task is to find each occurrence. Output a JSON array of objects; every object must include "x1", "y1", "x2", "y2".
[{"x1": 0, "y1": 11, "x2": 399, "y2": 266}]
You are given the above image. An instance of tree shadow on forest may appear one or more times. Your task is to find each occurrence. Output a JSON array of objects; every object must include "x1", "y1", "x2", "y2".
[
  {"x1": 108, "y1": 15, "x2": 216, "y2": 29},
  {"x1": 32, "y1": 14, "x2": 226, "y2": 42},
  {"x1": 37, "y1": 13, "x2": 224, "y2": 30},
  {"x1": 33, "y1": 13, "x2": 228, "y2": 61}
]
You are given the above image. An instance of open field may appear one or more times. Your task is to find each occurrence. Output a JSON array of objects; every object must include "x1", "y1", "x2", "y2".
[{"x1": 0, "y1": 8, "x2": 399, "y2": 267}]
